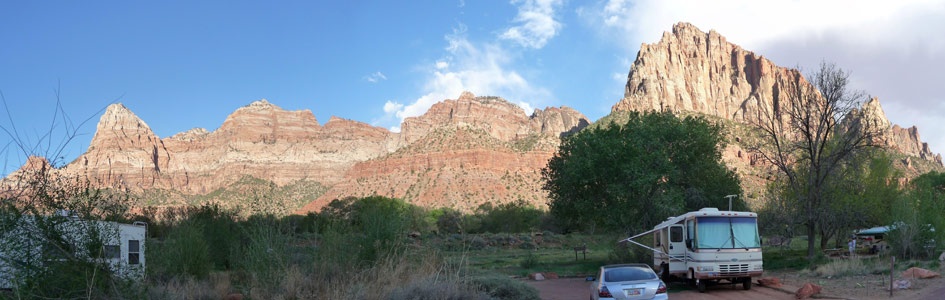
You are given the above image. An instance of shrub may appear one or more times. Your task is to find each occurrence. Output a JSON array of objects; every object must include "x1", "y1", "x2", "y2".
[
  {"x1": 388, "y1": 277, "x2": 489, "y2": 300},
  {"x1": 469, "y1": 236, "x2": 488, "y2": 250},
  {"x1": 149, "y1": 220, "x2": 212, "y2": 280},
  {"x1": 518, "y1": 241, "x2": 537, "y2": 250},
  {"x1": 519, "y1": 252, "x2": 540, "y2": 268},
  {"x1": 477, "y1": 201, "x2": 543, "y2": 233},
  {"x1": 809, "y1": 258, "x2": 886, "y2": 277},
  {"x1": 435, "y1": 208, "x2": 464, "y2": 234},
  {"x1": 471, "y1": 274, "x2": 540, "y2": 300}
]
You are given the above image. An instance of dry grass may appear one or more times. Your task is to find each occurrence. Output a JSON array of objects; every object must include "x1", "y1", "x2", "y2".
[
  {"x1": 805, "y1": 258, "x2": 888, "y2": 278},
  {"x1": 149, "y1": 250, "x2": 487, "y2": 300}
]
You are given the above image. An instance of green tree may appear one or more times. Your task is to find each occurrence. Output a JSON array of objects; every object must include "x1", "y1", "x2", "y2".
[
  {"x1": 889, "y1": 171, "x2": 945, "y2": 258},
  {"x1": 542, "y1": 111, "x2": 743, "y2": 234}
]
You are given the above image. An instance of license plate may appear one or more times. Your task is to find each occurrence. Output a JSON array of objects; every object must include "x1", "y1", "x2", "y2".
[{"x1": 624, "y1": 288, "x2": 643, "y2": 296}]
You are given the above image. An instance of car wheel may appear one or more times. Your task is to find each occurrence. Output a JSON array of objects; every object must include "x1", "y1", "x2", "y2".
[
  {"x1": 697, "y1": 280, "x2": 707, "y2": 293},
  {"x1": 743, "y1": 278, "x2": 752, "y2": 290}
]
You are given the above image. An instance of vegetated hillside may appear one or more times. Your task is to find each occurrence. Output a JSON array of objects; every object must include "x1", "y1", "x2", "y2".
[
  {"x1": 6, "y1": 92, "x2": 588, "y2": 214},
  {"x1": 604, "y1": 22, "x2": 944, "y2": 206},
  {"x1": 134, "y1": 176, "x2": 327, "y2": 216}
]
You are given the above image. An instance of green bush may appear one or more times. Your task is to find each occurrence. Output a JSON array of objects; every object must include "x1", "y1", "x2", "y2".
[
  {"x1": 477, "y1": 201, "x2": 543, "y2": 233},
  {"x1": 519, "y1": 252, "x2": 540, "y2": 268},
  {"x1": 388, "y1": 277, "x2": 490, "y2": 300},
  {"x1": 471, "y1": 274, "x2": 540, "y2": 300},
  {"x1": 518, "y1": 241, "x2": 537, "y2": 250},
  {"x1": 469, "y1": 236, "x2": 488, "y2": 250},
  {"x1": 149, "y1": 220, "x2": 212, "y2": 279}
]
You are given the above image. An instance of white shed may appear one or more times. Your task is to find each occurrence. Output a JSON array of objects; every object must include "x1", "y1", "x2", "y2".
[{"x1": 0, "y1": 213, "x2": 146, "y2": 289}]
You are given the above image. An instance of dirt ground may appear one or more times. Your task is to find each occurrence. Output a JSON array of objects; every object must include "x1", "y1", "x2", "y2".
[
  {"x1": 526, "y1": 275, "x2": 945, "y2": 300},
  {"x1": 768, "y1": 269, "x2": 945, "y2": 300},
  {"x1": 526, "y1": 277, "x2": 795, "y2": 300}
]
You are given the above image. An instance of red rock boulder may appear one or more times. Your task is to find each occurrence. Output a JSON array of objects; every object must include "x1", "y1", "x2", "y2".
[
  {"x1": 757, "y1": 277, "x2": 782, "y2": 287},
  {"x1": 901, "y1": 267, "x2": 940, "y2": 279},
  {"x1": 795, "y1": 282, "x2": 822, "y2": 299}
]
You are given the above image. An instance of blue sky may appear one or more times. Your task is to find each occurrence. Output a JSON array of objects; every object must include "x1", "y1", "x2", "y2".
[{"x1": 2, "y1": 0, "x2": 944, "y2": 174}]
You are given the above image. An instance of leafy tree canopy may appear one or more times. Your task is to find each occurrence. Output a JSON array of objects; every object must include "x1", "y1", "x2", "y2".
[{"x1": 543, "y1": 111, "x2": 744, "y2": 234}]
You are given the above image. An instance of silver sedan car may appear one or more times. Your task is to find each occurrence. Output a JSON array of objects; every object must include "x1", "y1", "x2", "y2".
[{"x1": 588, "y1": 264, "x2": 668, "y2": 300}]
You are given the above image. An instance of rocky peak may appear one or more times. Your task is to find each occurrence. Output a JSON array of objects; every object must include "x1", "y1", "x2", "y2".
[
  {"x1": 529, "y1": 106, "x2": 590, "y2": 137},
  {"x1": 218, "y1": 99, "x2": 321, "y2": 141},
  {"x1": 858, "y1": 97, "x2": 891, "y2": 130},
  {"x1": 169, "y1": 127, "x2": 210, "y2": 141},
  {"x1": 89, "y1": 103, "x2": 159, "y2": 149},
  {"x1": 613, "y1": 22, "x2": 941, "y2": 167},
  {"x1": 399, "y1": 92, "x2": 589, "y2": 144}
]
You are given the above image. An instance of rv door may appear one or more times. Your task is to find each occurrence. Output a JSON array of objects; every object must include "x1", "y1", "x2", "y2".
[{"x1": 668, "y1": 225, "x2": 686, "y2": 272}]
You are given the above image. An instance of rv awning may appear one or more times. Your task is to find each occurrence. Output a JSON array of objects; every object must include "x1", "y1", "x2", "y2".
[{"x1": 856, "y1": 226, "x2": 890, "y2": 236}]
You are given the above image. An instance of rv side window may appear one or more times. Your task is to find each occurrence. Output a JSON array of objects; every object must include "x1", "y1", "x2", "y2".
[
  {"x1": 104, "y1": 245, "x2": 120, "y2": 259},
  {"x1": 670, "y1": 226, "x2": 683, "y2": 243},
  {"x1": 128, "y1": 240, "x2": 140, "y2": 265}
]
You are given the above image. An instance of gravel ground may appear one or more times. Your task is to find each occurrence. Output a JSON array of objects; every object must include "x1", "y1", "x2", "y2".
[
  {"x1": 526, "y1": 277, "x2": 795, "y2": 300},
  {"x1": 526, "y1": 275, "x2": 945, "y2": 300}
]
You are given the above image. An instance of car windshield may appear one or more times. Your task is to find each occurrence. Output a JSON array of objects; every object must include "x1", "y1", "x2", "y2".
[
  {"x1": 696, "y1": 217, "x2": 760, "y2": 249},
  {"x1": 604, "y1": 267, "x2": 656, "y2": 282}
]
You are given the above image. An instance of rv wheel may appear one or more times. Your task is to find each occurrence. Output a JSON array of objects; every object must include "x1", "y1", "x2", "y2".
[
  {"x1": 660, "y1": 264, "x2": 670, "y2": 281},
  {"x1": 742, "y1": 278, "x2": 752, "y2": 290},
  {"x1": 697, "y1": 280, "x2": 707, "y2": 293}
]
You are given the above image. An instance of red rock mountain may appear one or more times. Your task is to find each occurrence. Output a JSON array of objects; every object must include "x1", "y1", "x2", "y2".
[
  {"x1": 9, "y1": 93, "x2": 588, "y2": 213},
  {"x1": 299, "y1": 92, "x2": 588, "y2": 212},
  {"x1": 610, "y1": 22, "x2": 942, "y2": 201},
  {"x1": 58, "y1": 100, "x2": 395, "y2": 195}
]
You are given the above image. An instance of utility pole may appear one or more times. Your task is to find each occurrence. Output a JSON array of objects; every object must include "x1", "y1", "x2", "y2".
[{"x1": 725, "y1": 194, "x2": 738, "y2": 211}]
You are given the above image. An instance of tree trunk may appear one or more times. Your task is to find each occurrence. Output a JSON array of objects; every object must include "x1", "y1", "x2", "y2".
[
  {"x1": 807, "y1": 222, "x2": 816, "y2": 258},
  {"x1": 820, "y1": 230, "x2": 831, "y2": 251}
]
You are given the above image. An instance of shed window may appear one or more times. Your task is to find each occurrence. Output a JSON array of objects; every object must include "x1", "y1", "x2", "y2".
[
  {"x1": 104, "y1": 245, "x2": 120, "y2": 259},
  {"x1": 128, "y1": 240, "x2": 140, "y2": 265}
]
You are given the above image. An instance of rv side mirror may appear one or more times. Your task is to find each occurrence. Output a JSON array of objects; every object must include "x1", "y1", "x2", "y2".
[
  {"x1": 760, "y1": 237, "x2": 763, "y2": 245},
  {"x1": 686, "y1": 239, "x2": 692, "y2": 248}
]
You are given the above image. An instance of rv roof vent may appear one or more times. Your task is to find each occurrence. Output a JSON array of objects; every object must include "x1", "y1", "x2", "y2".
[
  {"x1": 133, "y1": 221, "x2": 148, "y2": 227},
  {"x1": 699, "y1": 208, "x2": 719, "y2": 212}
]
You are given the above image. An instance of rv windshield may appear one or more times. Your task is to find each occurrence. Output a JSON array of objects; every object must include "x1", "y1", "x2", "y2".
[{"x1": 696, "y1": 217, "x2": 760, "y2": 249}]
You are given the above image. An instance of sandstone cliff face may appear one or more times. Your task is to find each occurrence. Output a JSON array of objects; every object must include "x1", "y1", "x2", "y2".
[
  {"x1": 299, "y1": 93, "x2": 589, "y2": 213},
  {"x1": 10, "y1": 93, "x2": 587, "y2": 213},
  {"x1": 613, "y1": 22, "x2": 942, "y2": 167},
  {"x1": 399, "y1": 92, "x2": 588, "y2": 145},
  {"x1": 50, "y1": 100, "x2": 393, "y2": 195}
]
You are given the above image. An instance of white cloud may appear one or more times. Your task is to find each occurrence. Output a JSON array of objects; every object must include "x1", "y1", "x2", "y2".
[
  {"x1": 518, "y1": 101, "x2": 535, "y2": 115},
  {"x1": 383, "y1": 101, "x2": 403, "y2": 113},
  {"x1": 581, "y1": 0, "x2": 945, "y2": 155},
  {"x1": 500, "y1": 0, "x2": 564, "y2": 49},
  {"x1": 384, "y1": 25, "x2": 550, "y2": 125},
  {"x1": 389, "y1": 126, "x2": 401, "y2": 133},
  {"x1": 585, "y1": 0, "x2": 945, "y2": 52},
  {"x1": 364, "y1": 71, "x2": 387, "y2": 83}
]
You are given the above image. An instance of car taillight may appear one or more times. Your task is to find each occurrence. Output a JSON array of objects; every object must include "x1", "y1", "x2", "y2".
[
  {"x1": 657, "y1": 282, "x2": 667, "y2": 294},
  {"x1": 598, "y1": 285, "x2": 613, "y2": 298}
]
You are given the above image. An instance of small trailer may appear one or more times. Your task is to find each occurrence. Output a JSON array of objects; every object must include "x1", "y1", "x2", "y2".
[
  {"x1": 621, "y1": 208, "x2": 763, "y2": 293},
  {"x1": 0, "y1": 212, "x2": 147, "y2": 289}
]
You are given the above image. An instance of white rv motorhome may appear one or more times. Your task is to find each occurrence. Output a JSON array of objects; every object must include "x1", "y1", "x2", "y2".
[
  {"x1": 0, "y1": 213, "x2": 147, "y2": 289},
  {"x1": 621, "y1": 208, "x2": 763, "y2": 293}
]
